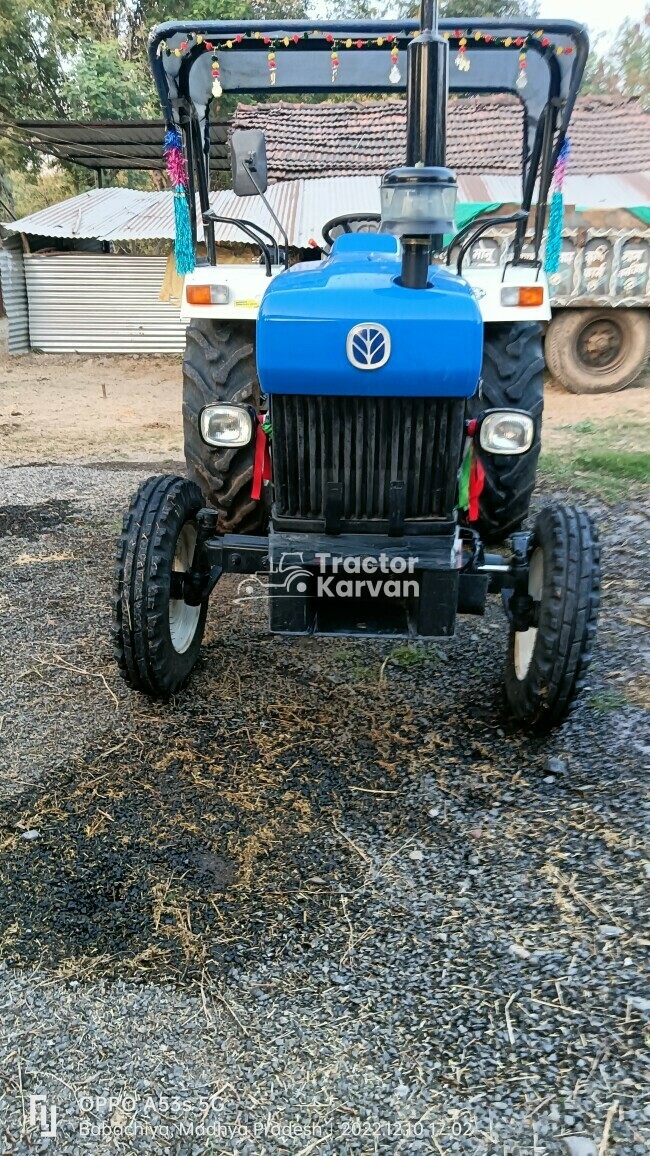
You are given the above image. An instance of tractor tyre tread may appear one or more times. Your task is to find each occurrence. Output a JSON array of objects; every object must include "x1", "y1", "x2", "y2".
[
  {"x1": 545, "y1": 308, "x2": 650, "y2": 394},
  {"x1": 112, "y1": 474, "x2": 208, "y2": 698},
  {"x1": 466, "y1": 322, "x2": 545, "y2": 545},
  {"x1": 504, "y1": 504, "x2": 600, "y2": 730},
  {"x1": 182, "y1": 319, "x2": 266, "y2": 534}
]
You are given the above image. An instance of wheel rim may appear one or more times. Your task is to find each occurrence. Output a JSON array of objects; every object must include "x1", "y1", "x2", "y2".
[
  {"x1": 577, "y1": 317, "x2": 627, "y2": 374},
  {"x1": 514, "y1": 547, "x2": 544, "y2": 681},
  {"x1": 169, "y1": 522, "x2": 201, "y2": 654}
]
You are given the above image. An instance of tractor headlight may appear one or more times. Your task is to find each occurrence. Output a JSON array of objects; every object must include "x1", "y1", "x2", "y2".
[
  {"x1": 479, "y1": 411, "x2": 534, "y2": 455},
  {"x1": 200, "y1": 404, "x2": 254, "y2": 447}
]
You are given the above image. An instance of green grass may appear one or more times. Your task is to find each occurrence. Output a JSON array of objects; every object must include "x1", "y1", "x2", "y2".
[
  {"x1": 571, "y1": 451, "x2": 650, "y2": 481},
  {"x1": 565, "y1": 419, "x2": 598, "y2": 435},
  {"x1": 588, "y1": 689, "x2": 629, "y2": 713},
  {"x1": 539, "y1": 450, "x2": 650, "y2": 500},
  {"x1": 540, "y1": 417, "x2": 650, "y2": 500},
  {"x1": 388, "y1": 644, "x2": 441, "y2": 670}
]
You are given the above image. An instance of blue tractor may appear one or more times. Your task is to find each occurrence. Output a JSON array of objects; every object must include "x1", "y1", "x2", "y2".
[{"x1": 113, "y1": 3, "x2": 600, "y2": 729}]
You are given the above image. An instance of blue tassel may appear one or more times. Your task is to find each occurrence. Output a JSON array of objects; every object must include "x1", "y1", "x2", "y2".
[
  {"x1": 544, "y1": 189, "x2": 564, "y2": 275},
  {"x1": 174, "y1": 185, "x2": 195, "y2": 275},
  {"x1": 164, "y1": 126, "x2": 183, "y2": 153}
]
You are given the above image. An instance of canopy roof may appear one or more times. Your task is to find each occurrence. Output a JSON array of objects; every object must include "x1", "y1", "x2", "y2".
[
  {"x1": 149, "y1": 16, "x2": 588, "y2": 261},
  {"x1": 150, "y1": 18, "x2": 588, "y2": 170}
]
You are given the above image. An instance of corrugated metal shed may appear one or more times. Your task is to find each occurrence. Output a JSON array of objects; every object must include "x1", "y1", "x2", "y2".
[
  {"x1": 4, "y1": 188, "x2": 154, "y2": 242},
  {"x1": 0, "y1": 243, "x2": 29, "y2": 353},
  {"x1": 299, "y1": 176, "x2": 381, "y2": 242},
  {"x1": 24, "y1": 254, "x2": 185, "y2": 354},
  {"x1": 7, "y1": 173, "x2": 650, "y2": 252}
]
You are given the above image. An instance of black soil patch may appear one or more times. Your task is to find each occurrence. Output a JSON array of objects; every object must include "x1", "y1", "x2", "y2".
[
  {"x1": 0, "y1": 499, "x2": 74, "y2": 539},
  {"x1": 0, "y1": 627, "x2": 515, "y2": 984},
  {"x1": 0, "y1": 623, "x2": 644, "y2": 992}
]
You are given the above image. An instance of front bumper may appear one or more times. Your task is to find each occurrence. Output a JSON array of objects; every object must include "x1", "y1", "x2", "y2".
[{"x1": 186, "y1": 521, "x2": 496, "y2": 639}]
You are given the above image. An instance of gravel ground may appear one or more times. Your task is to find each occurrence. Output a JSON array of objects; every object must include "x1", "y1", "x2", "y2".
[{"x1": 0, "y1": 463, "x2": 648, "y2": 1156}]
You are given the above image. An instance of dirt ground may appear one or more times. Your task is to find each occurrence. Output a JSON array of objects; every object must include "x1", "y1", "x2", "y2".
[
  {"x1": 1, "y1": 347, "x2": 650, "y2": 465},
  {"x1": 0, "y1": 352, "x2": 185, "y2": 465},
  {"x1": 0, "y1": 344, "x2": 649, "y2": 1154}
]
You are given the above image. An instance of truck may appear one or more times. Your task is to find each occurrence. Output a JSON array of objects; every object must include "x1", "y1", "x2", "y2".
[{"x1": 461, "y1": 212, "x2": 650, "y2": 394}]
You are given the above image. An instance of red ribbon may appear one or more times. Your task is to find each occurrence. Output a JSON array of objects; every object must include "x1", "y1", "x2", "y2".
[
  {"x1": 468, "y1": 454, "x2": 486, "y2": 522},
  {"x1": 251, "y1": 420, "x2": 272, "y2": 501}
]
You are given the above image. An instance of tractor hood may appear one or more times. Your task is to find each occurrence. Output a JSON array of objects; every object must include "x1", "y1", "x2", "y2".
[{"x1": 256, "y1": 233, "x2": 483, "y2": 398}]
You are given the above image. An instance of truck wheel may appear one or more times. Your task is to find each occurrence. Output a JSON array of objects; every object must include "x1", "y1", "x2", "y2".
[
  {"x1": 182, "y1": 319, "x2": 266, "y2": 533},
  {"x1": 112, "y1": 475, "x2": 208, "y2": 698},
  {"x1": 545, "y1": 308, "x2": 650, "y2": 394},
  {"x1": 466, "y1": 322, "x2": 544, "y2": 545},
  {"x1": 504, "y1": 505, "x2": 600, "y2": 730}
]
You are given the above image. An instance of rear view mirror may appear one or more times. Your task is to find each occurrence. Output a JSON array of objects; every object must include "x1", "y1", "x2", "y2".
[{"x1": 230, "y1": 129, "x2": 268, "y2": 196}]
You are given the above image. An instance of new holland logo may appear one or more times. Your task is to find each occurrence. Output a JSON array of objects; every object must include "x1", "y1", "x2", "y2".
[{"x1": 346, "y1": 323, "x2": 391, "y2": 370}]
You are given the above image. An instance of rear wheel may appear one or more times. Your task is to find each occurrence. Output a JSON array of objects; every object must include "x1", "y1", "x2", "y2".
[
  {"x1": 545, "y1": 308, "x2": 650, "y2": 394},
  {"x1": 112, "y1": 475, "x2": 208, "y2": 698},
  {"x1": 504, "y1": 504, "x2": 600, "y2": 730},
  {"x1": 182, "y1": 319, "x2": 266, "y2": 533},
  {"x1": 466, "y1": 322, "x2": 545, "y2": 545}
]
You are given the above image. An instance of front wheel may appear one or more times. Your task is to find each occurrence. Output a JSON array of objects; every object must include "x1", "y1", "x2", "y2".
[
  {"x1": 504, "y1": 505, "x2": 600, "y2": 730},
  {"x1": 112, "y1": 475, "x2": 208, "y2": 698}
]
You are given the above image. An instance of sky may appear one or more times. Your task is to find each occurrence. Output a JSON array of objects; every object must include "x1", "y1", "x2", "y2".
[{"x1": 538, "y1": 0, "x2": 647, "y2": 43}]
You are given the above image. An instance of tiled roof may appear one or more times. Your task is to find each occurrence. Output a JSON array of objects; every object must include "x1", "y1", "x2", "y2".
[
  {"x1": 569, "y1": 95, "x2": 650, "y2": 176},
  {"x1": 233, "y1": 95, "x2": 650, "y2": 181}
]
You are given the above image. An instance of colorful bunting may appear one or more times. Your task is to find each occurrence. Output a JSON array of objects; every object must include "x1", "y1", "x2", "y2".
[{"x1": 157, "y1": 26, "x2": 573, "y2": 91}]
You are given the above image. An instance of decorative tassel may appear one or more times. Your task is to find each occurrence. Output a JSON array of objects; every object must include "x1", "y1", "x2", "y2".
[
  {"x1": 545, "y1": 137, "x2": 571, "y2": 275},
  {"x1": 389, "y1": 43, "x2": 401, "y2": 84},
  {"x1": 458, "y1": 432, "x2": 485, "y2": 521},
  {"x1": 251, "y1": 418, "x2": 272, "y2": 500},
  {"x1": 331, "y1": 47, "x2": 339, "y2": 82},
  {"x1": 516, "y1": 48, "x2": 528, "y2": 89},
  {"x1": 164, "y1": 124, "x2": 195, "y2": 275},
  {"x1": 468, "y1": 455, "x2": 485, "y2": 522},
  {"x1": 211, "y1": 52, "x2": 222, "y2": 97},
  {"x1": 455, "y1": 37, "x2": 470, "y2": 72},
  {"x1": 173, "y1": 186, "x2": 195, "y2": 275},
  {"x1": 458, "y1": 442, "x2": 472, "y2": 511}
]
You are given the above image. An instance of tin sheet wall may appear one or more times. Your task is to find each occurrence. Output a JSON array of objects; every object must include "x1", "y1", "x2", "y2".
[
  {"x1": 23, "y1": 253, "x2": 186, "y2": 353},
  {"x1": 0, "y1": 245, "x2": 29, "y2": 353}
]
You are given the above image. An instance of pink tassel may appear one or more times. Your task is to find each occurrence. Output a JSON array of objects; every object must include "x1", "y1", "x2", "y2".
[{"x1": 166, "y1": 146, "x2": 187, "y2": 188}]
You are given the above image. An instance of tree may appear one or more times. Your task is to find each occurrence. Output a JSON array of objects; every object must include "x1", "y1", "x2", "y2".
[
  {"x1": 440, "y1": 2, "x2": 539, "y2": 16},
  {"x1": 62, "y1": 39, "x2": 155, "y2": 120},
  {"x1": 0, "y1": 1, "x2": 68, "y2": 120},
  {"x1": 325, "y1": 2, "x2": 538, "y2": 18},
  {"x1": 578, "y1": 6, "x2": 650, "y2": 107},
  {"x1": 611, "y1": 10, "x2": 650, "y2": 105}
]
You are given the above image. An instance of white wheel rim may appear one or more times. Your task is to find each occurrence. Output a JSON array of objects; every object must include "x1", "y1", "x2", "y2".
[
  {"x1": 169, "y1": 522, "x2": 201, "y2": 654},
  {"x1": 514, "y1": 547, "x2": 544, "y2": 681}
]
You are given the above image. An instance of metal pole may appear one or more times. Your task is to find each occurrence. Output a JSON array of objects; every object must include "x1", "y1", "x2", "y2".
[
  {"x1": 401, "y1": 0, "x2": 448, "y2": 283},
  {"x1": 405, "y1": 0, "x2": 448, "y2": 168}
]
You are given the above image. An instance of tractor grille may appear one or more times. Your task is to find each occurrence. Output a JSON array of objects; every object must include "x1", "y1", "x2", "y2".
[{"x1": 270, "y1": 394, "x2": 465, "y2": 529}]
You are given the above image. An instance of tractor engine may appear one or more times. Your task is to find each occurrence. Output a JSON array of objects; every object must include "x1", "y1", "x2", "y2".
[{"x1": 256, "y1": 230, "x2": 483, "y2": 535}]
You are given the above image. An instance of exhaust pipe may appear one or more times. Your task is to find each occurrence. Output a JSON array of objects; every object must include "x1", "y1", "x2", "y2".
[
  {"x1": 381, "y1": 0, "x2": 455, "y2": 289},
  {"x1": 406, "y1": 0, "x2": 447, "y2": 171}
]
